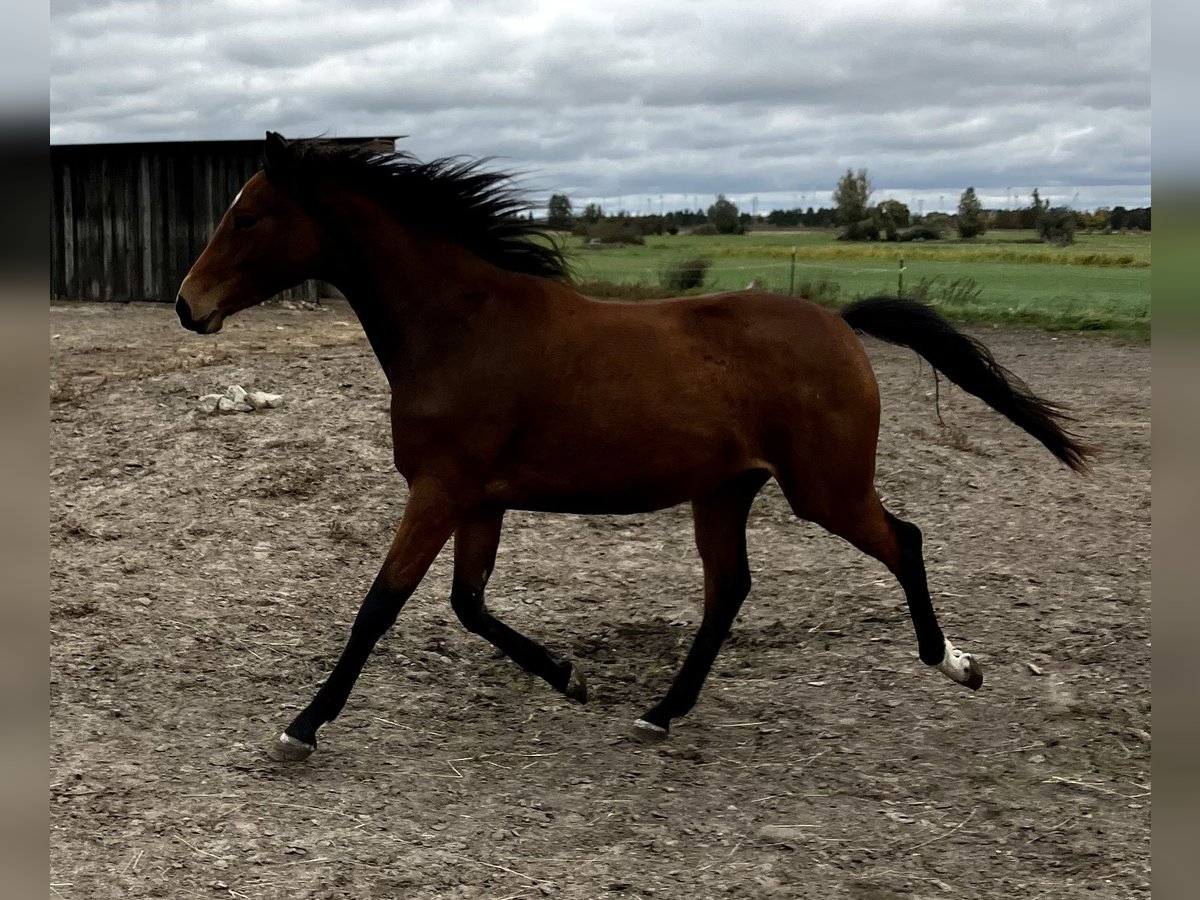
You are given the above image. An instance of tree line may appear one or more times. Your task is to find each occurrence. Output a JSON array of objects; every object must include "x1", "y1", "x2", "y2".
[
  {"x1": 830, "y1": 169, "x2": 1150, "y2": 245},
  {"x1": 548, "y1": 193, "x2": 754, "y2": 243},
  {"x1": 544, "y1": 171, "x2": 1149, "y2": 247}
]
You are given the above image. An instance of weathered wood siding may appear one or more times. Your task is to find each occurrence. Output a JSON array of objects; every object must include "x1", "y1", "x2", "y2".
[{"x1": 50, "y1": 141, "x2": 354, "y2": 302}]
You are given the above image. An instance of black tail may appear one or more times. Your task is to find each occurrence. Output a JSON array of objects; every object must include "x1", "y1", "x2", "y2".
[{"x1": 841, "y1": 296, "x2": 1093, "y2": 473}]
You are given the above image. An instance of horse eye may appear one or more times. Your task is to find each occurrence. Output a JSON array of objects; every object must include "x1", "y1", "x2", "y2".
[{"x1": 233, "y1": 214, "x2": 259, "y2": 231}]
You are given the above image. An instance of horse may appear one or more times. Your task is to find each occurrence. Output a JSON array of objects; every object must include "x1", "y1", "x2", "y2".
[{"x1": 176, "y1": 132, "x2": 1092, "y2": 762}]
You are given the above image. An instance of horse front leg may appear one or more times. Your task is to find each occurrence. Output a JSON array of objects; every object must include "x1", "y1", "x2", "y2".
[{"x1": 268, "y1": 484, "x2": 458, "y2": 761}]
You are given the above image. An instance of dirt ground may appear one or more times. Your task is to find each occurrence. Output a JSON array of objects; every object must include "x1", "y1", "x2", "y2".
[{"x1": 50, "y1": 300, "x2": 1150, "y2": 899}]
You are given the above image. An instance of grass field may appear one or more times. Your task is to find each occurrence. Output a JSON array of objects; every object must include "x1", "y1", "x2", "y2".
[{"x1": 567, "y1": 229, "x2": 1151, "y2": 335}]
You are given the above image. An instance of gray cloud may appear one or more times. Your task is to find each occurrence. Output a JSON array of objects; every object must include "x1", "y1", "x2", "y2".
[{"x1": 50, "y1": 0, "x2": 1150, "y2": 209}]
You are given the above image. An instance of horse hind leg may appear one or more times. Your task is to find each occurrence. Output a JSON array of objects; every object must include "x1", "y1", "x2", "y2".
[
  {"x1": 632, "y1": 470, "x2": 769, "y2": 741},
  {"x1": 884, "y1": 509, "x2": 983, "y2": 688},
  {"x1": 789, "y1": 482, "x2": 983, "y2": 691},
  {"x1": 451, "y1": 510, "x2": 588, "y2": 704}
]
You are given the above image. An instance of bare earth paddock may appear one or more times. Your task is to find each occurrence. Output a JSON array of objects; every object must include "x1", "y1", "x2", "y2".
[{"x1": 50, "y1": 300, "x2": 1150, "y2": 899}]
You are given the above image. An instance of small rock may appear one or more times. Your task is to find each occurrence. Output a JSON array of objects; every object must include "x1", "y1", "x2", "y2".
[
  {"x1": 247, "y1": 390, "x2": 285, "y2": 410},
  {"x1": 1027, "y1": 662, "x2": 1045, "y2": 676},
  {"x1": 217, "y1": 397, "x2": 238, "y2": 413},
  {"x1": 226, "y1": 385, "x2": 248, "y2": 404},
  {"x1": 198, "y1": 394, "x2": 222, "y2": 413},
  {"x1": 1126, "y1": 727, "x2": 1151, "y2": 744},
  {"x1": 133, "y1": 596, "x2": 151, "y2": 606}
]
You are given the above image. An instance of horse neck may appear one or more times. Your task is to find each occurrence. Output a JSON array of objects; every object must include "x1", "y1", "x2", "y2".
[{"x1": 317, "y1": 206, "x2": 523, "y2": 384}]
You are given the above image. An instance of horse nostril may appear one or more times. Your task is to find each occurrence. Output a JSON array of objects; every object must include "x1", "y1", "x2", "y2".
[{"x1": 175, "y1": 295, "x2": 195, "y2": 328}]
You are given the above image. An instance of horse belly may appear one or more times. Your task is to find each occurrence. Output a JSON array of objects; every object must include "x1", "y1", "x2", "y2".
[{"x1": 484, "y1": 415, "x2": 763, "y2": 514}]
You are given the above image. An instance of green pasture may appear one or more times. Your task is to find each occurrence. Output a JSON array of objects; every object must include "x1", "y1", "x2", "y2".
[{"x1": 565, "y1": 230, "x2": 1151, "y2": 336}]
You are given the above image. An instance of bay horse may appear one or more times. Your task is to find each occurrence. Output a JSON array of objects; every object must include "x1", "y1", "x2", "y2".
[{"x1": 177, "y1": 133, "x2": 1091, "y2": 761}]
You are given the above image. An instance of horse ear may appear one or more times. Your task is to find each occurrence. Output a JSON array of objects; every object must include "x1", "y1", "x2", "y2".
[{"x1": 263, "y1": 131, "x2": 292, "y2": 175}]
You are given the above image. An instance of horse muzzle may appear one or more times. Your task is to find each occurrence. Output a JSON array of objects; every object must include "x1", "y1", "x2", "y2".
[{"x1": 175, "y1": 295, "x2": 222, "y2": 334}]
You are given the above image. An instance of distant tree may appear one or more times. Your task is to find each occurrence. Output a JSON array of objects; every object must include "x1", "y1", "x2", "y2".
[
  {"x1": 1018, "y1": 189, "x2": 1049, "y2": 229},
  {"x1": 547, "y1": 194, "x2": 574, "y2": 230},
  {"x1": 833, "y1": 168, "x2": 872, "y2": 226},
  {"x1": 581, "y1": 202, "x2": 604, "y2": 224},
  {"x1": 873, "y1": 199, "x2": 910, "y2": 239},
  {"x1": 991, "y1": 209, "x2": 1021, "y2": 229},
  {"x1": 956, "y1": 187, "x2": 986, "y2": 238},
  {"x1": 637, "y1": 214, "x2": 665, "y2": 236},
  {"x1": 1109, "y1": 205, "x2": 1129, "y2": 230},
  {"x1": 1081, "y1": 208, "x2": 1110, "y2": 231},
  {"x1": 877, "y1": 199, "x2": 910, "y2": 229},
  {"x1": 707, "y1": 194, "x2": 741, "y2": 234}
]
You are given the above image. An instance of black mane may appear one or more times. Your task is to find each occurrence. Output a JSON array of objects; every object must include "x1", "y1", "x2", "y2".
[{"x1": 263, "y1": 134, "x2": 571, "y2": 283}]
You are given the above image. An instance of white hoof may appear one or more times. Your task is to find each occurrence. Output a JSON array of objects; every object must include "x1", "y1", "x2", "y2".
[
  {"x1": 630, "y1": 718, "x2": 669, "y2": 743},
  {"x1": 934, "y1": 638, "x2": 984, "y2": 690},
  {"x1": 266, "y1": 732, "x2": 316, "y2": 762}
]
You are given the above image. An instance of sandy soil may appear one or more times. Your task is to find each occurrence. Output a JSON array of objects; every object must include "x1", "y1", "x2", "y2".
[{"x1": 50, "y1": 300, "x2": 1150, "y2": 899}]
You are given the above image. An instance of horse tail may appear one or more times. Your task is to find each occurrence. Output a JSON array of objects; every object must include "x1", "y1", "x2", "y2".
[{"x1": 840, "y1": 296, "x2": 1094, "y2": 473}]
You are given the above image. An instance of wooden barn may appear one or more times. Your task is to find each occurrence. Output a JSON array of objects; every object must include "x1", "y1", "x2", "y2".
[{"x1": 49, "y1": 137, "x2": 397, "y2": 303}]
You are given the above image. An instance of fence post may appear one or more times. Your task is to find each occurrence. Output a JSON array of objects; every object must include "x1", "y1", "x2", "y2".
[
  {"x1": 789, "y1": 246, "x2": 797, "y2": 296},
  {"x1": 898, "y1": 257, "x2": 905, "y2": 298}
]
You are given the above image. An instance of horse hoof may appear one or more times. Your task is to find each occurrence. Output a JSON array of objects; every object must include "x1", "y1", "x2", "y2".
[
  {"x1": 961, "y1": 656, "x2": 984, "y2": 691},
  {"x1": 565, "y1": 665, "x2": 588, "y2": 704},
  {"x1": 266, "y1": 732, "x2": 316, "y2": 762},
  {"x1": 935, "y1": 639, "x2": 984, "y2": 691},
  {"x1": 630, "y1": 718, "x2": 669, "y2": 743}
]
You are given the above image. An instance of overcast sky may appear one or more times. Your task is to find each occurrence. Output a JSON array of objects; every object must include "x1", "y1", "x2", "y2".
[{"x1": 50, "y1": 0, "x2": 1151, "y2": 212}]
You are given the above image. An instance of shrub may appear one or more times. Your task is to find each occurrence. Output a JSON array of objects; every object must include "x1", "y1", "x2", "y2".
[
  {"x1": 898, "y1": 225, "x2": 944, "y2": 242},
  {"x1": 1038, "y1": 207, "x2": 1077, "y2": 246},
  {"x1": 838, "y1": 218, "x2": 880, "y2": 241},
  {"x1": 584, "y1": 221, "x2": 645, "y2": 245},
  {"x1": 660, "y1": 257, "x2": 711, "y2": 292},
  {"x1": 691, "y1": 223, "x2": 719, "y2": 236},
  {"x1": 795, "y1": 274, "x2": 842, "y2": 306}
]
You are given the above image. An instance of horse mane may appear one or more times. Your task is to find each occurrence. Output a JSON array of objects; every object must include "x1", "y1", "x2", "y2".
[{"x1": 262, "y1": 134, "x2": 572, "y2": 283}]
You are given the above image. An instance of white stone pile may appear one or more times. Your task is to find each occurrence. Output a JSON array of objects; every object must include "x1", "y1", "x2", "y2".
[{"x1": 198, "y1": 384, "x2": 285, "y2": 414}]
